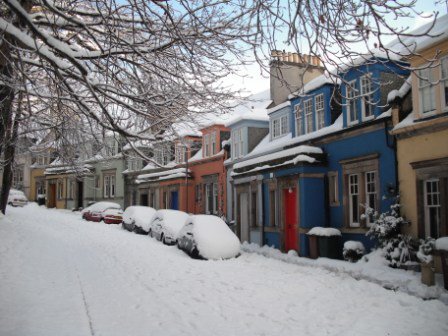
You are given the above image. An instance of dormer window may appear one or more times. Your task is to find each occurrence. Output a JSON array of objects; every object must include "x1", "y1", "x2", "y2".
[
  {"x1": 204, "y1": 134, "x2": 210, "y2": 157},
  {"x1": 346, "y1": 80, "x2": 358, "y2": 125},
  {"x1": 418, "y1": 67, "x2": 436, "y2": 115},
  {"x1": 360, "y1": 74, "x2": 374, "y2": 120},
  {"x1": 315, "y1": 94, "x2": 325, "y2": 130},
  {"x1": 154, "y1": 147, "x2": 169, "y2": 166},
  {"x1": 272, "y1": 115, "x2": 288, "y2": 139},
  {"x1": 175, "y1": 144, "x2": 186, "y2": 164},
  {"x1": 232, "y1": 128, "x2": 243, "y2": 159},
  {"x1": 295, "y1": 104, "x2": 304, "y2": 136},
  {"x1": 211, "y1": 131, "x2": 217, "y2": 155},
  {"x1": 304, "y1": 99, "x2": 313, "y2": 133}
]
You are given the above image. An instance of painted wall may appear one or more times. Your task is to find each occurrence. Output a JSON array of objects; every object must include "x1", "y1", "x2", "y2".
[{"x1": 396, "y1": 128, "x2": 448, "y2": 237}]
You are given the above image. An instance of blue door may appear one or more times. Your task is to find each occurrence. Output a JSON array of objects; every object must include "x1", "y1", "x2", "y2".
[{"x1": 170, "y1": 191, "x2": 179, "y2": 210}]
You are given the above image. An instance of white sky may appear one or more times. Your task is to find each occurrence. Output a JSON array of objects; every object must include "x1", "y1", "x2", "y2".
[{"x1": 224, "y1": 0, "x2": 448, "y2": 96}]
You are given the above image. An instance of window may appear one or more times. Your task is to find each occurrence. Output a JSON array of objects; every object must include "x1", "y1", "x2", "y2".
[
  {"x1": 154, "y1": 147, "x2": 169, "y2": 166},
  {"x1": 346, "y1": 80, "x2": 358, "y2": 125},
  {"x1": 57, "y1": 180, "x2": 64, "y2": 200},
  {"x1": 205, "y1": 184, "x2": 212, "y2": 214},
  {"x1": 211, "y1": 131, "x2": 217, "y2": 155},
  {"x1": 348, "y1": 174, "x2": 360, "y2": 227},
  {"x1": 195, "y1": 184, "x2": 202, "y2": 202},
  {"x1": 342, "y1": 156, "x2": 379, "y2": 228},
  {"x1": 328, "y1": 171, "x2": 339, "y2": 206},
  {"x1": 103, "y1": 174, "x2": 116, "y2": 198},
  {"x1": 272, "y1": 115, "x2": 288, "y2": 138},
  {"x1": 365, "y1": 171, "x2": 377, "y2": 225},
  {"x1": 12, "y1": 165, "x2": 24, "y2": 188},
  {"x1": 441, "y1": 57, "x2": 448, "y2": 110},
  {"x1": 424, "y1": 179, "x2": 441, "y2": 238},
  {"x1": 204, "y1": 134, "x2": 211, "y2": 157},
  {"x1": 360, "y1": 74, "x2": 374, "y2": 120},
  {"x1": 213, "y1": 183, "x2": 218, "y2": 214},
  {"x1": 304, "y1": 99, "x2": 313, "y2": 133},
  {"x1": 232, "y1": 128, "x2": 243, "y2": 159},
  {"x1": 418, "y1": 67, "x2": 436, "y2": 114},
  {"x1": 315, "y1": 94, "x2": 325, "y2": 130},
  {"x1": 294, "y1": 103, "x2": 304, "y2": 136},
  {"x1": 175, "y1": 145, "x2": 186, "y2": 164},
  {"x1": 69, "y1": 181, "x2": 75, "y2": 200}
]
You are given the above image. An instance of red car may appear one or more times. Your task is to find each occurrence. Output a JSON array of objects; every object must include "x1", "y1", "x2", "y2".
[
  {"x1": 103, "y1": 208, "x2": 124, "y2": 224},
  {"x1": 81, "y1": 202, "x2": 121, "y2": 222}
]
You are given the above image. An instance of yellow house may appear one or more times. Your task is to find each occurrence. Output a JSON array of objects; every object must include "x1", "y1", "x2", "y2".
[{"x1": 391, "y1": 15, "x2": 448, "y2": 240}]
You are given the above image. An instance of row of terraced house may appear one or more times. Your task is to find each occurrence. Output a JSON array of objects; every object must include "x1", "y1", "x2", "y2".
[{"x1": 8, "y1": 15, "x2": 448, "y2": 256}]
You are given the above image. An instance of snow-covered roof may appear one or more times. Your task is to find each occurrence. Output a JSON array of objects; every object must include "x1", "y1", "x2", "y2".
[
  {"x1": 137, "y1": 167, "x2": 190, "y2": 182},
  {"x1": 388, "y1": 13, "x2": 448, "y2": 55},
  {"x1": 188, "y1": 148, "x2": 203, "y2": 162},
  {"x1": 387, "y1": 76, "x2": 412, "y2": 103},
  {"x1": 45, "y1": 163, "x2": 93, "y2": 175},
  {"x1": 204, "y1": 90, "x2": 272, "y2": 128},
  {"x1": 233, "y1": 145, "x2": 322, "y2": 170},
  {"x1": 392, "y1": 110, "x2": 416, "y2": 131},
  {"x1": 288, "y1": 72, "x2": 341, "y2": 99},
  {"x1": 266, "y1": 100, "x2": 291, "y2": 115}
]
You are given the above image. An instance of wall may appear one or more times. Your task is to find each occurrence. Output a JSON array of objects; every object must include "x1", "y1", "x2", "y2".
[{"x1": 396, "y1": 127, "x2": 448, "y2": 237}]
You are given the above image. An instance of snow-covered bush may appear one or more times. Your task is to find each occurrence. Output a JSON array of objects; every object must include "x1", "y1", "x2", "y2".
[
  {"x1": 366, "y1": 201, "x2": 404, "y2": 247},
  {"x1": 366, "y1": 200, "x2": 417, "y2": 268},
  {"x1": 417, "y1": 237, "x2": 435, "y2": 264},
  {"x1": 343, "y1": 241, "x2": 365, "y2": 263}
]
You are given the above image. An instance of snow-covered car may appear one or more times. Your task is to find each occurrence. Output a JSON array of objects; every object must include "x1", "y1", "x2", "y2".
[
  {"x1": 103, "y1": 208, "x2": 124, "y2": 224},
  {"x1": 122, "y1": 206, "x2": 157, "y2": 234},
  {"x1": 149, "y1": 209, "x2": 190, "y2": 245},
  {"x1": 8, "y1": 189, "x2": 28, "y2": 207},
  {"x1": 81, "y1": 202, "x2": 121, "y2": 222},
  {"x1": 177, "y1": 215, "x2": 241, "y2": 260}
]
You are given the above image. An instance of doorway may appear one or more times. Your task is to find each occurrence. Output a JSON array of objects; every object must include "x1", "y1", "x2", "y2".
[
  {"x1": 283, "y1": 187, "x2": 298, "y2": 252},
  {"x1": 239, "y1": 192, "x2": 249, "y2": 243},
  {"x1": 77, "y1": 181, "x2": 83, "y2": 209},
  {"x1": 170, "y1": 191, "x2": 179, "y2": 210}
]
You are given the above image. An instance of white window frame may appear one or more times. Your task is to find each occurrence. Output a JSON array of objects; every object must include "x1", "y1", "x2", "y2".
[
  {"x1": 294, "y1": 103, "x2": 304, "y2": 136},
  {"x1": 328, "y1": 171, "x2": 339, "y2": 206},
  {"x1": 212, "y1": 183, "x2": 218, "y2": 214},
  {"x1": 232, "y1": 128, "x2": 244, "y2": 159},
  {"x1": 365, "y1": 171, "x2": 377, "y2": 227},
  {"x1": 211, "y1": 131, "x2": 217, "y2": 155},
  {"x1": 57, "y1": 180, "x2": 64, "y2": 200},
  {"x1": 175, "y1": 144, "x2": 186, "y2": 164},
  {"x1": 440, "y1": 57, "x2": 448, "y2": 111},
  {"x1": 315, "y1": 94, "x2": 325, "y2": 130},
  {"x1": 272, "y1": 115, "x2": 288, "y2": 139},
  {"x1": 360, "y1": 74, "x2": 374, "y2": 121},
  {"x1": 304, "y1": 99, "x2": 313, "y2": 133},
  {"x1": 418, "y1": 67, "x2": 436, "y2": 115},
  {"x1": 103, "y1": 175, "x2": 110, "y2": 198},
  {"x1": 424, "y1": 178, "x2": 441, "y2": 238},
  {"x1": 110, "y1": 175, "x2": 116, "y2": 198},
  {"x1": 204, "y1": 134, "x2": 210, "y2": 157},
  {"x1": 348, "y1": 173, "x2": 360, "y2": 227},
  {"x1": 346, "y1": 80, "x2": 358, "y2": 125}
]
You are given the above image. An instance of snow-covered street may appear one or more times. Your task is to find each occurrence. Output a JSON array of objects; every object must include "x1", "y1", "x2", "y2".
[{"x1": 1, "y1": 205, "x2": 447, "y2": 336}]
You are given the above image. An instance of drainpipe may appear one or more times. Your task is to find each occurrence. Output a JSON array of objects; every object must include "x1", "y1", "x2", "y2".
[{"x1": 384, "y1": 104, "x2": 399, "y2": 198}]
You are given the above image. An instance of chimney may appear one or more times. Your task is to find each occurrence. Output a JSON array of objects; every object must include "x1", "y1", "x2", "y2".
[{"x1": 269, "y1": 50, "x2": 324, "y2": 107}]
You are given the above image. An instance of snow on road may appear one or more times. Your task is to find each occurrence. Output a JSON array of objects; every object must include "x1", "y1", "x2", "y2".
[{"x1": 1, "y1": 204, "x2": 447, "y2": 336}]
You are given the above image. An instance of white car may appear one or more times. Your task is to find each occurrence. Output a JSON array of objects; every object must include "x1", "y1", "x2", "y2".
[
  {"x1": 8, "y1": 189, "x2": 28, "y2": 207},
  {"x1": 149, "y1": 209, "x2": 190, "y2": 245},
  {"x1": 122, "y1": 206, "x2": 157, "y2": 234},
  {"x1": 177, "y1": 215, "x2": 241, "y2": 260}
]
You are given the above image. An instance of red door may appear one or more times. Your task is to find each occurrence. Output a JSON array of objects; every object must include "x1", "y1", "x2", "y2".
[{"x1": 284, "y1": 187, "x2": 298, "y2": 252}]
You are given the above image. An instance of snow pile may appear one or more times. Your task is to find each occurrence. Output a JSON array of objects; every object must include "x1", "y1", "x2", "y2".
[
  {"x1": 123, "y1": 206, "x2": 157, "y2": 232},
  {"x1": 242, "y1": 243, "x2": 448, "y2": 303},
  {"x1": 308, "y1": 227, "x2": 341, "y2": 236},
  {"x1": 190, "y1": 215, "x2": 240, "y2": 260},
  {"x1": 387, "y1": 76, "x2": 412, "y2": 103},
  {"x1": 344, "y1": 241, "x2": 365, "y2": 253},
  {"x1": 436, "y1": 237, "x2": 448, "y2": 252},
  {"x1": 288, "y1": 71, "x2": 341, "y2": 99},
  {"x1": 153, "y1": 209, "x2": 189, "y2": 239}
]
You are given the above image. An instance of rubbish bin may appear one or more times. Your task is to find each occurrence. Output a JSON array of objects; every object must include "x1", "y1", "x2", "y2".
[
  {"x1": 308, "y1": 235, "x2": 319, "y2": 259},
  {"x1": 318, "y1": 235, "x2": 343, "y2": 260},
  {"x1": 37, "y1": 195, "x2": 45, "y2": 206},
  {"x1": 307, "y1": 227, "x2": 342, "y2": 260}
]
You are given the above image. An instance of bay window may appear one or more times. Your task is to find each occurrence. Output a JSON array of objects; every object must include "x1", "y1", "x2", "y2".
[{"x1": 315, "y1": 94, "x2": 325, "y2": 130}]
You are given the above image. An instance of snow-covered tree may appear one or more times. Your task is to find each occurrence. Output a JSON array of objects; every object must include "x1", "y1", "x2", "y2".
[{"x1": 0, "y1": 0, "x2": 442, "y2": 213}]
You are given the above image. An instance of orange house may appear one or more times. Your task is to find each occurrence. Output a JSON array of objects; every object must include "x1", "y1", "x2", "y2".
[{"x1": 140, "y1": 124, "x2": 230, "y2": 217}]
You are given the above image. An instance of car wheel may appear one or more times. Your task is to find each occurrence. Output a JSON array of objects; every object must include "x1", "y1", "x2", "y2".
[
  {"x1": 160, "y1": 233, "x2": 164, "y2": 243},
  {"x1": 190, "y1": 246, "x2": 200, "y2": 259}
]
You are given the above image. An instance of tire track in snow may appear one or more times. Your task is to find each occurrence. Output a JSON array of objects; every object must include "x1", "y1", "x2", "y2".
[{"x1": 76, "y1": 269, "x2": 95, "y2": 336}]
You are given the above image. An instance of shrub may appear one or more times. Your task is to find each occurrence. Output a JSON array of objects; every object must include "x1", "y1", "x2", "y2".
[
  {"x1": 417, "y1": 237, "x2": 435, "y2": 264},
  {"x1": 343, "y1": 241, "x2": 365, "y2": 263}
]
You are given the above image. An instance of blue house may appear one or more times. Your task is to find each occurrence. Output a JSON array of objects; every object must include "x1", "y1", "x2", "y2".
[{"x1": 231, "y1": 60, "x2": 409, "y2": 257}]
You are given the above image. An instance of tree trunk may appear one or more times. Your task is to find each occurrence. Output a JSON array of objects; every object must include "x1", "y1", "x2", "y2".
[
  {"x1": 0, "y1": 60, "x2": 14, "y2": 158},
  {"x1": 0, "y1": 98, "x2": 21, "y2": 214}
]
